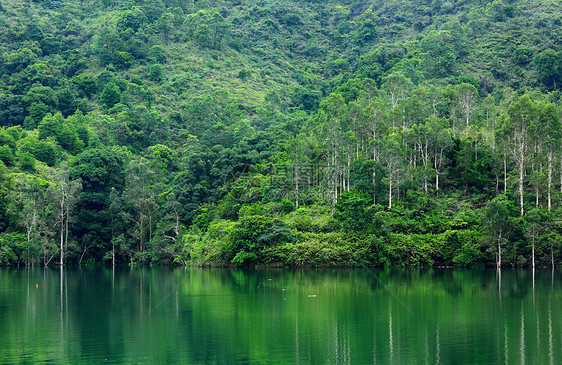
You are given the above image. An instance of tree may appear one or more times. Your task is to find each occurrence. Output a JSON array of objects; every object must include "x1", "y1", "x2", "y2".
[
  {"x1": 485, "y1": 194, "x2": 515, "y2": 268},
  {"x1": 117, "y1": 7, "x2": 148, "y2": 32},
  {"x1": 382, "y1": 135, "x2": 403, "y2": 209},
  {"x1": 101, "y1": 83, "x2": 122, "y2": 109},
  {"x1": 119, "y1": 157, "x2": 161, "y2": 257},
  {"x1": 533, "y1": 49, "x2": 561, "y2": 89},
  {"x1": 420, "y1": 30, "x2": 457, "y2": 78},
  {"x1": 536, "y1": 103, "x2": 561, "y2": 210},
  {"x1": 0, "y1": 145, "x2": 15, "y2": 166},
  {"x1": 8, "y1": 175, "x2": 55, "y2": 265},
  {"x1": 455, "y1": 83, "x2": 478, "y2": 138},
  {"x1": 427, "y1": 116, "x2": 452, "y2": 192},
  {"x1": 508, "y1": 95, "x2": 538, "y2": 216},
  {"x1": 49, "y1": 164, "x2": 81, "y2": 266},
  {"x1": 334, "y1": 191, "x2": 371, "y2": 231},
  {"x1": 71, "y1": 148, "x2": 126, "y2": 262},
  {"x1": 525, "y1": 208, "x2": 549, "y2": 268},
  {"x1": 381, "y1": 73, "x2": 413, "y2": 111},
  {"x1": 185, "y1": 10, "x2": 229, "y2": 50}
]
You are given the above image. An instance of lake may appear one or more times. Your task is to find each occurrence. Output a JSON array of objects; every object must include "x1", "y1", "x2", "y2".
[{"x1": 0, "y1": 267, "x2": 560, "y2": 364}]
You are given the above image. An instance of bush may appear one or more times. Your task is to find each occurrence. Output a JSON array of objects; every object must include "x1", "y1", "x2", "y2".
[
  {"x1": 334, "y1": 191, "x2": 371, "y2": 232},
  {"x1": 227, "y1": 215, "x2": 273, "y2": 265},
  {"x1": 453, "y1": 242, "x2": 485, "y2": 267},
  {"x1": 0, "y1": 145, "x2": 15, "y2": 166},
  {"x1": 18, "y1": 151, "x2": 36, "y2": 171},
  {"x1": 0, "y1": 233, "x2": 27, "y2": 265},
  {"x1": 264, "y1": 233, "x2": 355, "y2": 267}
]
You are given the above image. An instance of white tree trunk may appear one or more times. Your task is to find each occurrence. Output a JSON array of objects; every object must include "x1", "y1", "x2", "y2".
[
  {"x1": 548, "y1": 152, "x2": 552, "y2": 211},
  {"x1": 388, "y1": 174, "x2": 393, "y2": 209},
  {"x1": 497, "y1": 229, "x2": 502, "y2": 269}
]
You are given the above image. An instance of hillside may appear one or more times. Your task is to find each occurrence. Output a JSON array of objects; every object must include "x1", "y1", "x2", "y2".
[{"x1": 0, "y1": 0, "x2": 561, "y2": 267}]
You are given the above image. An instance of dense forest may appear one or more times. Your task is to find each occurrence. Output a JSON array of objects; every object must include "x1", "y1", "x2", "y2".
[{"x1": 1, "y1": 0, "x2": 561, "y2": 268}]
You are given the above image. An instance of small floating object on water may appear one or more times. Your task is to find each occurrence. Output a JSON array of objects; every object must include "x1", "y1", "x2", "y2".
[
  {"x1": 307, "y1": 294, "x2": 317, "y2": 298},
  {"x1": 268, "y1": 278, "x2": 272, "y2": 281},
  {"x1": 35, "y1": 284, "x2": 38, "y2": 288}
]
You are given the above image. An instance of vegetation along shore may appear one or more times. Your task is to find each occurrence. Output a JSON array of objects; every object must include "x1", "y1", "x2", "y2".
[{"x1": 0, "y1": 0, "x2": 561, "y2": 268}]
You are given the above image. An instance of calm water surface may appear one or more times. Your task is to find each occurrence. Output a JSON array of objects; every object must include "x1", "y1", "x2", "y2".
[{"x1": 0, "y1": 267, "x2": 560, "y2": 364}]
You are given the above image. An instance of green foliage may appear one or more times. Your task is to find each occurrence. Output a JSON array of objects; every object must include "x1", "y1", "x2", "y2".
[
  {"x1": 334, "y1": 191, "x2": 371, "y2": 232},
  {"x1": 533, "y1": 49, "x2": 562, "y2": 90},
  {"x1": 185, "y1": 10, "x2": 229, "y2": 50},
  {"x1": 227, "y1": 215, "x2": 273, "y2": 265},
  {"x1": 149, "y1": 45, "x2": 167, "y2": 63},
  {"x1": 0, "y1": 145, "x2": 15, "y2": 166},
  {"x1": 18, "y1": 151, "x2": 36, "y2": 171},
  {"x1": 453, "y1": 242, "x2": 485, "y2": 267},
  {"x1": 420, "y1": 30, "x2": 457, "y2": 78},
  {"x1": 0, "y1": 0, "x2": 561, "y2": 267},
  {"x1": 101, "y1": 83, "x2": 122, "y2": 109},
  {"x1": 0, "y1": 233, "x2": 26, "y2": 265},
  {"x1": 29, "y1": 140, "x2": 58, "y2": 166},
  {"x1": 148, "y1": 63, "x2": 164, "y2": 82},
  {"x1": 72, "y1": 74, "x2": 97, "y2": 98}
]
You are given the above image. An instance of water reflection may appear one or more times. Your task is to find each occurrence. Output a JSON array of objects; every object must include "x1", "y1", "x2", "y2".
[{"x1": 0, "y1": 268, "x2": 560, "y2": 364}]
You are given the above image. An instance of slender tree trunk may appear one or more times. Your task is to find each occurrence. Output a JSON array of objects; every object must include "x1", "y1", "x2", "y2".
[
  {"x1": 59, "y1": 187, "x2": 66, "y2": 267},
  {"x1": 295, "y1": 165, "x2": 299, "y2": 209},
  {"x1": 372, "y1": 168, "x2": 376, "y2": 205},
  {"x1": 64, "y1": 208, "x2": 69, "y2": 259},
  {"x1": 347, "y1": 156, "x2": 351, "y2": 191},
  {"x1": 497, "y1": 229, "x2": 502, "y2": 269},
  {"x1": 149, "y1": 214, "x2": 153, "y2": 243},
  {"x1": 532, "y1": 228, "x2": 535, "y2": 270},
  {"x1": 504, "y1": 155, "x2": 508, "y2": 192},
  {"x1": 60, "y1": 217, "x2": 64, "y2": 266},
  {"x1": 388, "y1": 173, "x2": 393, "y2": 209},
  {"x1": 519, "y1": 152, "x2": 525, "y2": 216},
  {"x1": 434, "y1": 156, "x2": 440, "y2": 191},
  {"x1": 548, "y1": 152, "x2": 552, "y2": 211}
]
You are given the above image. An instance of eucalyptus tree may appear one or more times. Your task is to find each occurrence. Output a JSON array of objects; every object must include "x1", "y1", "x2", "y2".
[
  {"x1": 536, "y1": 103, "x2": 561, "y2": 210},
  {"x1": 455, "y1": 83, "x2": 479, "y2": 138},
  {"x1": 481, "y1": 94, "x2": 498, "y2": 148},
  {"x1": 315, "y1": 93, "x2": 347, "y2": 204},
  {"x1": 495, "y1": 112, "x2": 512, "y2": 193},
  {"x1": 362, "y1": 98, "x2": 388, "y2": 203},
  {"x1": 525, "y1": 209, "x2": 549, "y2": 269},
  {"x1": 508, "y1": 94, "x2": 538, "y2": 216},
  {"x1": 382, "y1": 134, "x2": 404, "y2": 209},
  {"x1": 485, "y1": 194, "x2": 515, "y2": 268},
  {"x1": 405, "y1": 123, "x2": 432, "y2": 195},
  {"x1": 427, "y1": 116, "x2": 452, "y2": 192},
  {"x1": 9, "y1": 174, "x2": 54, "y2": 265},
  {"x1": 284, "y1": 134, "x2": 311, "y2": 209},
  {"x1": 381, "y1": 73, "x2": 413, "y2": 132},
  {"x1": 49, "y1": 164, "x2": 82, "y2": 266}
]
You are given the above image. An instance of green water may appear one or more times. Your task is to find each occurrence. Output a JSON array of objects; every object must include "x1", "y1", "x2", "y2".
[{"x1": 0, "y1": 268, "x2": 560, "y2": 364}]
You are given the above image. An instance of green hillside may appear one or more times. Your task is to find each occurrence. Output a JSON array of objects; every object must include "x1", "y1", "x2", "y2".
[{"x1": 0, "y1": 0, "x2": 561, "y2": 267}]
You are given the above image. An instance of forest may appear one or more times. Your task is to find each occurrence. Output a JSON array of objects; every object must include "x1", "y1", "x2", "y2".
[{"x1": 0, "y1": 0, "x2": 561, "y2": 268}]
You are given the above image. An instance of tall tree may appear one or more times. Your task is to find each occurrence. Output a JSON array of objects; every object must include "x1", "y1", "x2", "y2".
[
  {"x1": 536, "y1": 103, "x2": 561, "y2": 210},
  {"x1": 382, "y1": 135, "x2": 403, "y2": 209},
  {"x1": 455, "y1": 83, "x2": 479, "y2": 138},
  {"x1": 49, "y1": 164, "x2": 81, "y2": 266},
  {"x1": 508, "y1": 95, "x2": 538, "y2": 216},
  {"x1": 71, "y1": 147, "x2": 126, "y2": 262},
  {"x1": 485, "y1": 195, "x2": 515, "y2": 268}
]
